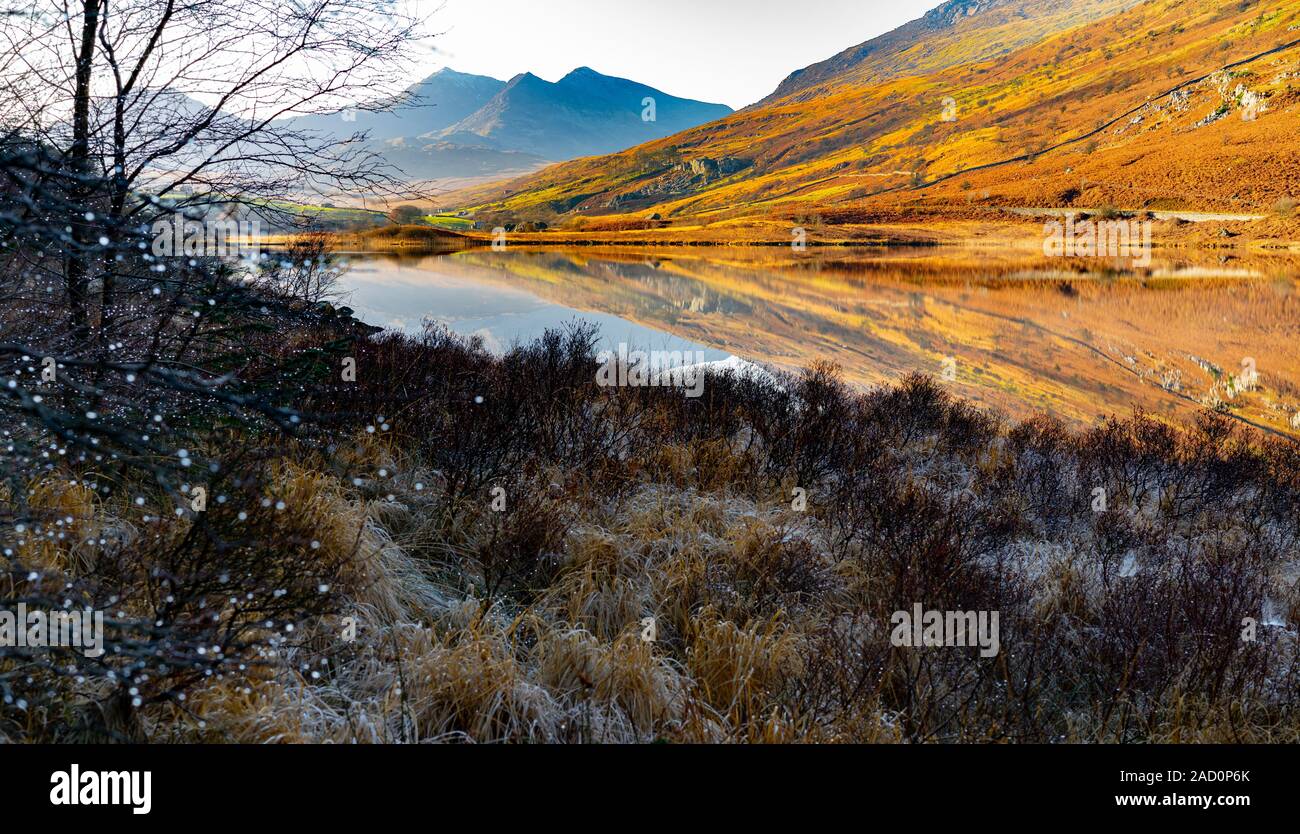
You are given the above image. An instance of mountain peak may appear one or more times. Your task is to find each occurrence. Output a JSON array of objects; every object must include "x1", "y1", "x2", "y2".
[
  {"x1": 562, "y1": 66, "x2": 602, "y2": 80},
  {"x1": 418, "y1": 67, "x2": 502, "y2": 85},
  {"x1": 441, "y1": 68, "x2": 732, "y2": 161},
  {"x1": 501, "y1": 71, "x2": 550, "y2": 92},
  {"x1": 285, "y1": 67, "x2": 506, "y2": 144}
]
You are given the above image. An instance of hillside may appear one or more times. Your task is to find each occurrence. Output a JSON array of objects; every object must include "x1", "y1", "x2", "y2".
[
  {"x1": 441, "y1": 0, "x2": 1300, "y2": 227},
  {"x1": 759, "y1": 0, "x2": 1143, "y2": 104}
]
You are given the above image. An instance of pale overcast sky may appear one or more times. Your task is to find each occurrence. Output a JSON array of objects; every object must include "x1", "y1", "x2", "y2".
[{"x1": 412, "y1": 0, "x2": 944, "y2": 109}]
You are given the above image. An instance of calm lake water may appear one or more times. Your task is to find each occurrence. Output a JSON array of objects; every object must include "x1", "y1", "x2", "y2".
[{"x1": 336, "y1": 246, "x2": 1300, "y2": 437}]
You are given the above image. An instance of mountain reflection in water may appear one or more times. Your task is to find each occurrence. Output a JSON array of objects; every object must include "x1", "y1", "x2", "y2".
[{"x1": 338, "y1": 246, "x2": 1300, "y2": 438}]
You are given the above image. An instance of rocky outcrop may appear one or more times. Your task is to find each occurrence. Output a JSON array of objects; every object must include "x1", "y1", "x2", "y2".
[
  {"x1": 677, "y1": 157, "x2": 750, "y2": 179},
  {"x1": 602, "y1": 157, "x2": 752, "y2": 209}
]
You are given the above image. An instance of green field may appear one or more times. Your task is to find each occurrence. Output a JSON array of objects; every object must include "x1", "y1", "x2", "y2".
[{"x1": 423, "y1": 213, "x2": 475, "y2": 231}]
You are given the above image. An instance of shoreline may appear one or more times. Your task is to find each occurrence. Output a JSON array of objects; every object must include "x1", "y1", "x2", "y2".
[{"x1": 276, "y1": 208, "x2": 1300, "y2": 255}]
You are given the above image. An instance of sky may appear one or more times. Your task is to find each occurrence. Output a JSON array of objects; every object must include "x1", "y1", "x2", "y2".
[{"x1": 411, "y1": 0, "x2": 944, "y2": 110}]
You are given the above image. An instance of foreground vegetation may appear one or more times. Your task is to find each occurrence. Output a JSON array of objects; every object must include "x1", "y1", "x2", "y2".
[{"x1": 7, "y1": 289, "x2": 1299, "y2": 741}]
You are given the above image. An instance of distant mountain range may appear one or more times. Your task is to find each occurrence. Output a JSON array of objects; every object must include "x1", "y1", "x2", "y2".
[
  {"x1": 290, "y1": 69, "x2": 508, "y2": 142},
  {"x1": 288, "y1": 67, "x2": 732, "y2": 183},
  {"x1": 441, "y1": 67, "x2": 733, "y2": 160}
]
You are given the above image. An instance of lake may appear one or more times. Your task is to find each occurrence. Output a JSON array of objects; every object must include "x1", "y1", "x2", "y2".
[{"x1": 336, "y1": 246, "x2": 1300, "y2": 438}]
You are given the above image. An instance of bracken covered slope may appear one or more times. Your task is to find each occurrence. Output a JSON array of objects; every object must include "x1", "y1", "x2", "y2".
[
  {"x1": 758, "y1": 0, "x2": 1143, "y2": 105},
  {"x1": 443, "y1": 0, "x2": 1300, "y2": 224}
]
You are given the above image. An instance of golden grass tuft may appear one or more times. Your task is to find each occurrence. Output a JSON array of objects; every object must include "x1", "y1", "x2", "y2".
[
  {"x1": 533, "y1": 626, "x2": 685, "y2": 736},
  {"x1": 686, "y1": 611, "x2": 805, "y2": 721}
]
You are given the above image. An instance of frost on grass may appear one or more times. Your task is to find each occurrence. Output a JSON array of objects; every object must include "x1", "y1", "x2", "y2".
[{"x1": 7, "y1": 317, "x2": 1290, "y2": 743}]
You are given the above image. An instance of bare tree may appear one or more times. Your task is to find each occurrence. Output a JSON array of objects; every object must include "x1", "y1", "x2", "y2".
[
  {"x1": 0, "y1": 0, "x2": 428, "y2": 331},
  {"x1": 0, "y1": 0, "x2": 430, "y2": 739}
]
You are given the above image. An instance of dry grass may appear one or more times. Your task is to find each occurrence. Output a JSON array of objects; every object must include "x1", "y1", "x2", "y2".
[{"x1": 9, "y1": 318, "x2": 1300, "y2": 744}]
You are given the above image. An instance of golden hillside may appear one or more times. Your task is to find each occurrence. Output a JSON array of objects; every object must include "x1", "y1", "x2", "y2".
[{"x1": 442, "y1": 0, "x2": 1300, "y2": 226}]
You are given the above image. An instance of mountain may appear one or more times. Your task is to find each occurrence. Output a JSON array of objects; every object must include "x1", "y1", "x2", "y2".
[
  {"x1": 444, "y1": 0, "x2": 1300, "y2": 222},
  {"x1": 290, "y1": 68, "x2": 506, "y2": 142},
  {"x1": 439, "y1": 67, "x2": 733, "y2": 160},
  {"x1": 287, "y1": 67, "x2": 731, "y2": 185},
  {"x1": 282, "y1": 68, "x2": 534, "y2": 183}
]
